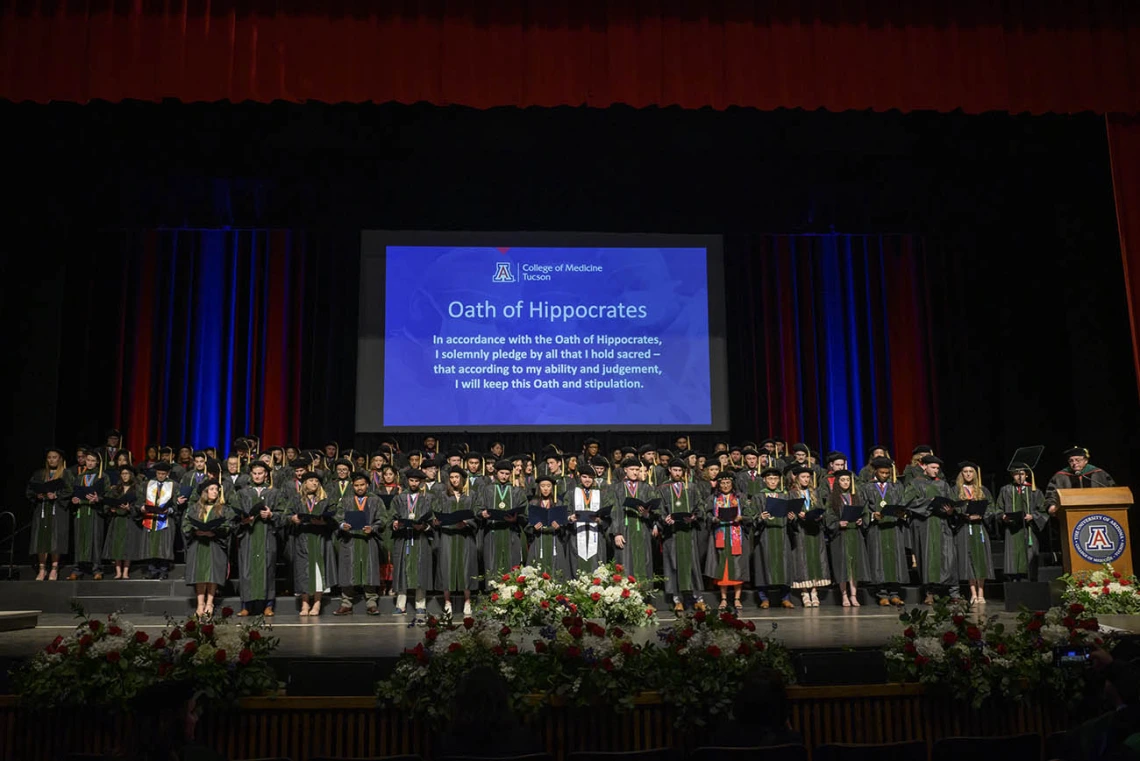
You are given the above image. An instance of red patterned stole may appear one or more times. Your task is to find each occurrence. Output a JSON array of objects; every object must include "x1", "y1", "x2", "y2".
[{"x1": 713, "y1": 493, "x2": 742, "y2": 555}]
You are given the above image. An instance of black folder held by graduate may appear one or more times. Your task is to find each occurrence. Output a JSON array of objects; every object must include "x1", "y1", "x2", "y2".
[
  {"x1": 840, "y1": 504, "x2": 864, "y2": 523},
  {"x1": 572, "y1": 504, "x2": 613, "y2": 521},
  {"x1": 964, "y1": 500, "x2": 990, "y2": 517},
  {"x1": 189, "y1": 517, "x2": 227, "y2": 532},
  {"x1": 528, "y1": 505, "x2": 569, "y2": 525},
  {"x1": 32, "y1": 479, "x2": 66, "y2": 496},
  {"x1": 763, "y1": 498, "x2": 791, "y2": 517},
  {"x1": 716, "y1": 506, "x2": 739, "y2": 522},
  {"x1": 623, "y1": 497, "x2": 661, "y2": 516},
  {"x1": 343, "y1": 510, "x2": 370, "y2": 531},
  {"x1": 804, "y1": 507, "x2": 827, "y2": 521},
  {"x1": 436, "y1": 509, "x2": 475, "y2": 526},
  {"x1": 484, "y1": 506, "x2": 524, "y2": 521},
  {"x1": 880, "y1": 505, "x2": 907, "y2": 519}
]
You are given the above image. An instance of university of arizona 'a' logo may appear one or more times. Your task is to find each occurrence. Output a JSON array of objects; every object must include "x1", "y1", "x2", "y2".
[
  {"x1": 1073, "y1": 513, "x2": 1126, "y2": 563},
  {"x1": 493, "y1": 262, "x2": 516, "y2": 283}
]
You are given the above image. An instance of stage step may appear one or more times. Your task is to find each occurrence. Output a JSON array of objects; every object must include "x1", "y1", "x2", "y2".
[{"x1": 0, "y1": 610, "x2": 40, "y2": 632}]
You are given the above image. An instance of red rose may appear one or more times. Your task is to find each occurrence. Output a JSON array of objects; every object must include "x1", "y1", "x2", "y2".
[
  {"x1": 184, "y1": 641, "x2": 198, "y2": 655},
  {"x1": 88, "y1": 620, "x2": 102, "y2": 632},
  {"x1": 490, "y1": 593, "x2": 500, "y2": 602},
  {"x1": 158, "y1": 663, "x2": 173, "y2": 677},
  {"x1": 602, "y1": 658, "x2": 614, "y2": 671},
  {"x1": 566, "y1": 646, "x2": 581, "y2": 658},
  {"x1": 613, "y1": 574, "x2": 624, "y2": 583},
  {"x1": 507, "y1": 645, "x2": 519, "y2": 655},
  {"x1": 534, "y1": 641, "x2": 548, "y2": 653},
  {"x1": 614, "y1": 564, "x2": 624, "y2": 573},
  {"x1": 960, "y1": 658, "x2": 972, "y2": 672},
  {"x1": 500, "y1": 625, "x2": 512, "y2": 636},
  {"x1": 79, "y1": 634, "x2": 93, "y2": 648},
  {"x1": 542, "y1": 572, "x2": 551, "y2": 580},
  {"x1": 153, "y1": 638, "x2": 166, "y2": 649},
  {"x1": 706, "y1": 645, "x2": 721, "y2": 657},
  {"x1": 184, "y1": 620, "x2": 197, "y2": 633},
  {"x1": 745, "y1": 621, "x2": 756, "y2": 632},
  {"x1": 720, "y1": 612, "x2": 735, "y2": 624},
  {"x1": 513, "y1": 590, "x2": 525, "y2": 600},
  {"x1": 221, "y1": 607, "x2": 234, "y2": 618},
  {"x1": 425, "y1": 629, "x2": 439, "y2": 642},
  {"x1": 621, "y1": 589, "x2": 631, "y2": 599},
  {"x1": 427, "y1": 616, "x2": 438, "y2": 628},
  {"x1": 915, "y1": 655, "x2": 929, "y2": 667},
  {"x1": 681, "y1": 628, "x2": 695, "y2": 640},
  {"x1": 628, "y1": 575, "x2": 636, "y2": 584},
  {"x1": 516, "y1": 575, "x2": 527, "y2": 584},
  {"x1": 995, "y1": 643, "x2": 1008, "y2": 655},
  {"x1": 1033, "y1": 610, "x2": 1046, "y2": 619},
  {"x1": 215, "y1": 649, "x2": 228, "y2": 664},
  {"x1": 169, "y1": 628, "x2": 182, "y2": 641},
  {"x1": 645, "y1": 608, "x2": 653, "y2": 617},
  {"x1": 135, "y1": 631, "x2": 149, "y2": 644},
  {"x1": 569, "y1": 626, "x2": 584, "y2": 639},
  {"x1": 448, "y1": 643, "x2": 462, "y2": 652},
  {"x1": 591, "y1": 593, "x2": 601, "y2": 602},
  {"x1": 201, "y1": 624, "x2": 215, "y2": 637},
  {"x1": 238, "y1": 648, "x2": 253, "y2": 665},
  {"x1": 248, "y1": 630, "x2": 262, "y2": 642},
  {"x1": 540, "y1": 600, "x2": 550, "y2": 609},
  {"x1": 965, "y1": 626, "x2": 982, "y2": 642},
  {"x1": 942, "y1": 632, "x2": 958, "y2": 646},
  {"x1": 904, "y1": 643, "x2": 917, "y2": 655},
  {"x1": 694, "y1": 610, "x2": 707, "y2": 623},
  {"x1": 556, "y1": 594, "x2": 567, "y2": 602},
  {"x1": 756, "y1": 640, "x2": 766, "y2": 651},
  {"x1": 951, "y1": 615, "x2": 965, "y2": 626},
  {"x1": 512, "y1": 565, "x2": 520, "y2": 570},
  {"x1": 106, "y1": 651, "x2": 121, "y2": 663},
  {"x1": 611, "y1": 627, "x2": 625, "y2": 638},
  {"x1": 621, "y1": 641, "x2": 635, "y2": 656},
  {"x1": 108, "y1": 625, "x2": 123, "y2": 637},
  {"x1": 463, "y1": 617, "x2": 474, "y2": 629},
  {"x1": 501, "y1": 573, "x2": 511, "y2": 582},
  {"x1": 1069, "y1": 603, "x2": 1086, "y2": 615},
  {"x1": 1113, "y1": 571, "x2": 1122, "y2": 579},
  {"x1": 1122, "y1": 579, "x2": 1132, "y2": 587},
  {"x1": 562, "y1": 616, "x2": 575, "y2": 627},
  {"x1": 903, "y1": 627, "x2": 916, "y2": 639},
  {"x1": 569, "y1": 604, "x2": 578, "y2": 613},
  {"x1": 51, "y1": 635, "x2": 63, "y2": 647},
  {"x1": 1026, "y1": 619, "x2": 1042, "y2": 632},
  {"x1": 1062, "y1": 617, "x2": 1077, "y2": 629},
  {"x1": 1082, "y1": 619, "x2": 1100, "y2": 631},
  {"x1": 57, "y1": 646, "x2": 68, "y2": 656},
  {"x1": 737, "y1": 643, "x2": 752, "y2": 656},
  {"x1": 592, "y1": 578, "x2": 602, "y2": 585},
  {"x1": 492, "y1": 645, "x2": 505, "y2": 656}
]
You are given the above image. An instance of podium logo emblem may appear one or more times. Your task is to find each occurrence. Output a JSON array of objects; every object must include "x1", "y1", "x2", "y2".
[{"x1": 1072, "y1": 513, "x2": 1126, "y2": 564}]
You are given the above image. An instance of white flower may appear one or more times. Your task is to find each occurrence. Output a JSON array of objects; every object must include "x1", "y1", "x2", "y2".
[
  {"x1": 1040, "y1": 625, "x2": 1071, "y2": 645},
  {"x1": 914, "y1": 637, "x2": 946, "y2": 661}
]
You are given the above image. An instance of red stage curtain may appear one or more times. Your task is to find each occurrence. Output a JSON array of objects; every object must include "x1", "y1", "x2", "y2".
[
  {"x1": 1108, "y1": 114, "x2": 1140, "y2": 402},
  {"x1": 1, "y1": 1, "x2": 1138, "y2": 114}
]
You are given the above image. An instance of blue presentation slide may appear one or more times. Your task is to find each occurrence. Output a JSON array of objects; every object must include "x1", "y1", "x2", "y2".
[{"x1": 381, "y1": 245, "x2": 712, "y2": 427}]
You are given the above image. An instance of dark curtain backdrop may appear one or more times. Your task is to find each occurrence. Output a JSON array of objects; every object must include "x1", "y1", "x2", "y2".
[
  {"x1": 4, "y1": 101, "x2": 1137, "y2": 534},
  {"x1": 3, "y1": 1, "x2": 1139, "y2": 114}
]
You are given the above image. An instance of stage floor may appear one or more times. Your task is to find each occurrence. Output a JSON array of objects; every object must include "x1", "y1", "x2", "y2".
[{"x1": 7, "y1": 608, "x2": 1136, "y2": 659}]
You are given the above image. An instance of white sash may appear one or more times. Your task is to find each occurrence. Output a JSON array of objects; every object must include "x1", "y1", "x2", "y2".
[{"x1": 572, "y1": 487, "x2": 602, "y2": 561}]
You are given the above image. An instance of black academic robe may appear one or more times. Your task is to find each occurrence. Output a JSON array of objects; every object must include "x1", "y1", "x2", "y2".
[
  {"x1": 787, "y1": 488, "x2": 830, "y2": 587},
  {"x1": 102, "y1": 483, "x2": 142, "y2": 562},
  {"x1": 607, "y1": 481, "x2": 659, "y2": 583},
  {"x1": 705, "y1": 491, "x2": 754, "y2": 584},
  {"x1": 390, "y1": 491, "x2": 435, "y2": 592},
  {"x1": 856, "y1": 480, "x2": 909, "y2": 586},
  {"x1": 234, "y1": 485, "x2": 286, "y2": 602},
  {"x1": 750, "y1": 491, "x2": 791, "y2": 587},
  {"x1": 475, "y1": 482, "x2": 528, "y2": 577},
  {"x1": 26, "y1": 467, "x2": 72, "y2": 555},
  {"x1": 134, "y1": 479, "x2": 180, "y2": 561},
  {"x1": 823, "y1": 496, "x2": 870, "y2": 583},
  {"x1": 659, "y1": 480, "x2": 704, "y2": 595},
  {"x1": 525, "y1": 499, "x2": 572, "y2": 580},
  {"x1": 66, "y1": 469, "x2": 109, "y2": 566},
  {"x1": 1045, "y1": 465, "x2": 1116, "y2": 506},
  {"x1": 953, "y1": 485, "x2": 998, "y2": 581},
  {"x1": 903, "y1": 476, "x2": 957, "y2": 585},
  {"x1": 434, "y1": 492, "x2": 480, "y2": 592},
  {"x1": 995, "y1": 484, "x2": 1048, "y2": 576},
  {"x1": 334, "y1": 493, "x2": 385, "y2": 588},
  {"x1": 287, "y1": 493, "x2": 339, "y2": 594},
  {"x1": 566, "y1": 485, "x2": 613, "y2": 573},
  {"x1": 181, "y1": 502, "x2": 233, "y2": 585}
]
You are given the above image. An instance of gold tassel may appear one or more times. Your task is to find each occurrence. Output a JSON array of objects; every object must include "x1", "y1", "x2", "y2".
[{"x1": 891, "y1": 462, "x2": 898, "y2": 483}]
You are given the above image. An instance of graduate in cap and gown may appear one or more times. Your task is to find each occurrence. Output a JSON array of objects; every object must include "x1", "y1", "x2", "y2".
[
  {"x1": 433, "y1": 466, "x2": 479, "y2": 616},
  {"x1": 953, "y1": 461, "x2": 998, "y2": 604},
  {"x1": 705, "y1": 472, "x2": 752, "y2": 612},
  {"x1": 103, "y1": 464, "x2": 142, "y2": 579},
  {"x1": 370, "y1": 463, "x2": 402, "y2": 596},
  {"x1": 816, "y1": 451, "x2": 851, "y2": 504},
  {"x1": 638, "y1": 445, "x2": 668, "y2": 487},
  {"x1": 135, "y1": 460, "x2": 186, "y2": 580},
  {"x1": 660, "y1": 460, "x2": 705, "y2": 613},
  {"x1": 996, "y1": 463, "x2": 1049, "y2": 581},
  {"x1": 903, "y1": 455, "x2": 960, "y2": 603},
  {"x1": 608, "y1": 457, "x2": 660, "y2": 583},
  {"x1": 566, "y1": 465, "x2": 613, "y2": 574},
  {"x1": 733, "y1": 447, "x2": 768, "y2": 501},
  {"x1": 333, "y1": 472, "x2": 386, "y2": 616},
  {"x1": 234, "y1": 461, "x2": 287, "y2": 616},
  {"x1": 856, "y1": 457, "x2": 908, "y2": 606},
  {"x1": 788, "y1": 465, "x2": 830, "y2": 607},
  {"x1": 823, "y1": 470, "x2": 869, "y2": 607},
  {"x1": 66, "y1": 450, "x2": 109, "y2": 580},
  {"x1": 327, "y1": 458, "x2": 355, "y2": 504},
  {"x1": 476, "y1": 460, "x2": 528, "y2": 580},
  {"x1": 181, "y1": 479, "x2": 234, "y2": 619},
  {"x1": 27, "y1": 446, "x2": 72, "y2": 580},
  {"x1": 288, "y1": 471, "x2": 338, "y2": 616},
  {"x1": 525, "y1": 475, "x2": 571, "y2": 580},
  {"x1": 903, "y1": 445, "x2": 934, "y2": 485},
  {"x1": 751, "y1": 468, "x2": 795, "y2": 609},
  {"x1": 857, "y1": 445, "x2": 892, "y2": 484},
  {"x1": 390, "y1": 468, "x2": 436, "y2": 615},
  {"x1": 1044, "y1": 446, "x2": 1116, "y2": 510}
]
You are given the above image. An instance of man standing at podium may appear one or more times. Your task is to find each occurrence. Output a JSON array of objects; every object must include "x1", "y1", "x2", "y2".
[{"x1": 1045, "y1": 446, "x2": 1116, "y2": 511}]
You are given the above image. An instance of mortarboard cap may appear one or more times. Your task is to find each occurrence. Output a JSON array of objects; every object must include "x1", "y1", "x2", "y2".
[
  {"x1": 350, "y1": 471, "x2": 370, "y2": 482},
  {"x1": 153, "y1": 461, "x2": 173, "y2": 472},
  {"x1": 1062, "y1": 446, "x2": 1090, "y2": 459},
  {"x1": 825, "y1": 451, "x2": 847, "y2": 464},
  {"x1": 869, "y1": 457, "x2": 894, "y2": 470},
  {"x1": 494, "y1": 459, "x2": 514, "y2": 473},
  {"x1": 912, "y1": 444, "x2": 933, "y2": 455},
  {"x1": 791, "y1": 443, "x2": 810, "y2": 454},
  {"x1": 920, "y1": 455, "x2": 944, "y2": 466},
  {"x1": 301, "y1": 472, "x2": 322, "y2": 483},
  {"x1": 761, "y1": 467, "x2": 783, "y2": 478},
  {"x1": 405, "y1": 468, "x2": 427, "y2": 481},
  {"x1": 620, "y1": 457, "x2": 641, "y2": 469}
]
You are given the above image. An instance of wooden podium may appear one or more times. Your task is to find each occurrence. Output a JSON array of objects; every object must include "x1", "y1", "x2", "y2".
[{"x1": 1057, "y1": 487, "x2": 1134, "y2": 576}]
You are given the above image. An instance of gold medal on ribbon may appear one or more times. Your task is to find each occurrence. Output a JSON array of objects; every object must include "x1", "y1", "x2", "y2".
[
  {"x1": 880, "y1": 500, "x2": 887, "y2": 508},
  {"x1": 499, "y1": 501, "x2": 506, "y2": 509}
]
